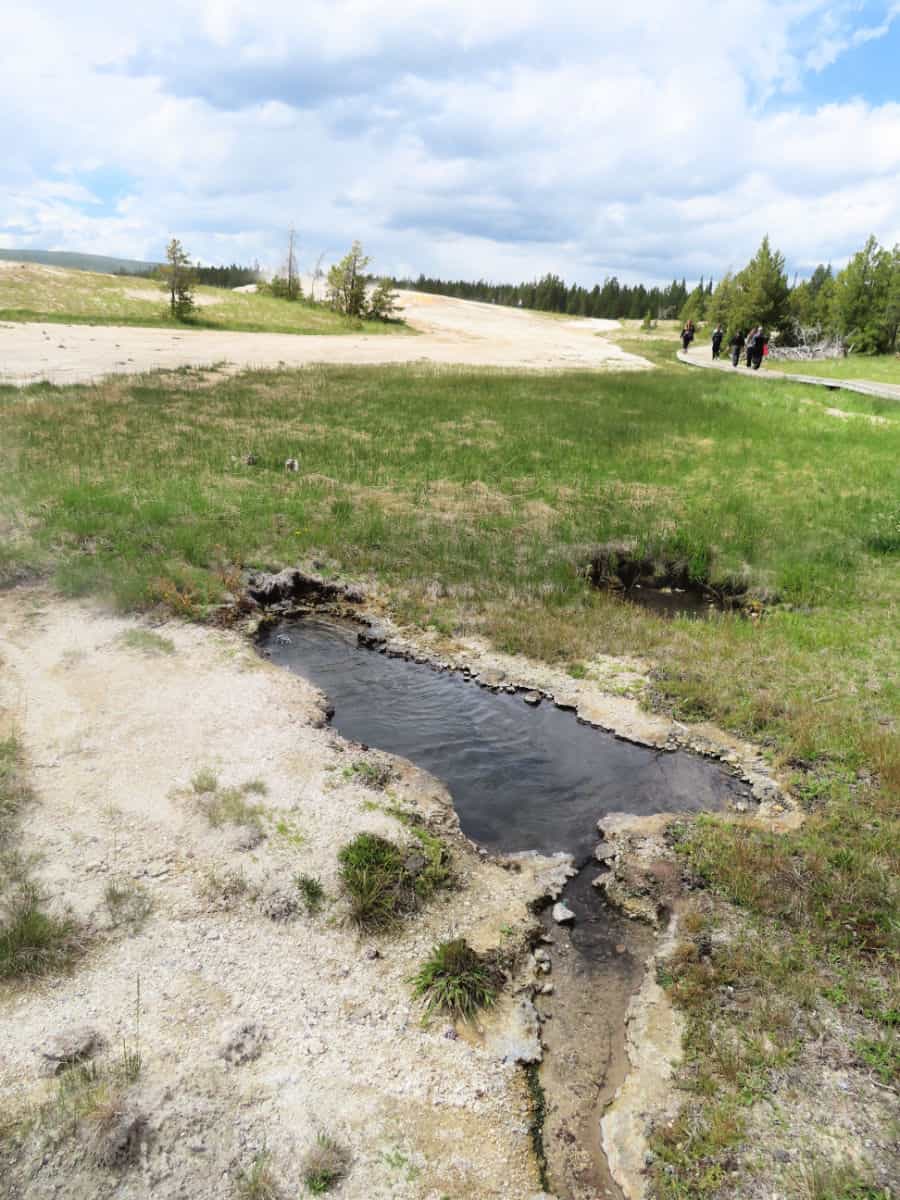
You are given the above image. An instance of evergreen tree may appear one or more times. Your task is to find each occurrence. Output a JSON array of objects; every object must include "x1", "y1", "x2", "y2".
[
  {"x1": 830, "y1": 236, "x2": 899, "y2": 353},
  {"x1": 327, "y1": 241, "x2": 370, "y2": 318},
  {"x1": 730, "y1": 236, "x2": 790, "y2": 334},
  {"x1": 160, "y1": 238, "x2": 195, "y2": 320}
]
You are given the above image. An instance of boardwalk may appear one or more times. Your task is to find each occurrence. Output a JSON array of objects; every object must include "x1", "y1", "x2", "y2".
[{"x1": 677, "y1": 343, "x2": 900, "y2": 403}]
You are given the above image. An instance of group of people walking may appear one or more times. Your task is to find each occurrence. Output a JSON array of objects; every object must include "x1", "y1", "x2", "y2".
[
  {"x1": 689, "y1": 322, "x2": 767, "y2": 369},
  {"x1": 725, "y1": 325, "x2": 767, "y2": 369}
]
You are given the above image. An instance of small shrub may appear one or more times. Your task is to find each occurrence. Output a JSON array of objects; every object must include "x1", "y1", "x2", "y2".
[
  {"x1": 411, "y1": 939, "x2": 498, "y2": 1021},
  {"x1": 103, "y1": 876, "x2": 153, "y2": 929},
  {"x1": 235, "y1": 1150, "x2": 279, "y2": 1200},
  {"x1": 302, "y1": 1132, "x2": 350, "y2": 1194},
  {"x1": 296, "y1": 874, "x2": 325, "y2": 915}
]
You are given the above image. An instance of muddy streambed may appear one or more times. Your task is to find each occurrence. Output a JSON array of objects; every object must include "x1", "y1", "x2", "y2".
[{"x1": 264, "y1": 616, "x2": 751, "y2": 1198}]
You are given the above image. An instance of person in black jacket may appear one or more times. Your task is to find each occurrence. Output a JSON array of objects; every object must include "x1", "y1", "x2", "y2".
[
  {"x1": 745, "y1": 326, "x2": 759, "y2": 368},
  {"x1": 729, "y1": 329, "x2": 745, "y2": 367},
  {"x1": 711, "y1": 324, "x2": 724, "y2": 359},
  {"x1": 752, "y1": 330, "x2": 766, "y2": 369}
]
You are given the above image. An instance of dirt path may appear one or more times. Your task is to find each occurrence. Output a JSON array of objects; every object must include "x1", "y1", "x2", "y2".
[
  {"x1": 0, "y1": 289, "x2": 649, "y2": 386},
  {"x1": 0, "y1": 590, "x2": 572, "y2": 1200}
]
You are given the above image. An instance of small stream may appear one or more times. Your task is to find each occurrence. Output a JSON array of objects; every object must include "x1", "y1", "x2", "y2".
[{"x1": 264, "y1": 616, "x2": 750, "y2": 1198}]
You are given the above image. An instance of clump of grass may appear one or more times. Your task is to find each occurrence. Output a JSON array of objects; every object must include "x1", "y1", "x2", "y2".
[
  {"x1": 103, "y1": 876, "x2": 153, "y2": 929},
  {"x1": 338, "y1": 833, "x2": 410, "y2": 931},
  {"x1": 0, "y1": 736, "x2": 84, "y2": 980},
  {"x1": 296, "y1": 874, "x2": 325, "y2": 915},
  {"x1": 0, "y1": 735, "x2": 31, "y2": 830},
  {"x1": 302, "y1": 1132, "x2": 350, "y2": 1194},
  {"x1": 792, "y1": 1156, "x2": 890, "y2": 1200},
  {"x1": 337, "y1": 828, "x2": 450, "y2": 931},
  {"x1": 384, "y1": 806, "x2": 454, "y2": 897},
  {"x1": 855, "y1": 1032, "x2": 899, "y2": 1085},
  {"x1": 198, "y1": 865, "x2": 251, "y2": 907},
  {"x1": 0, "y1": 881, "x2": 81, "y2": 980},
  {"x1": 117, "y1": 628, "x2": 176, "y2": 655},
  {"x1": 188, "y1": 769, "x2": 266, "y2": 829},
  {"x1": 411, "y1": 938, "x2": 498, "y2": 1022},
  {"x1": 191, "y1": 767, "x2": 219, "y2": 794},
  {"x1": 235, "y1": 1150, "x2": 280, "y2": 1199},
  {"x1": 343, "y1": 758, "x2": 394, "y2": 790}
]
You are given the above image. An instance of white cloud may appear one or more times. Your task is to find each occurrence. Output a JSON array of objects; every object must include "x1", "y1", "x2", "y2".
[{"x1": 1, "y1": 0, "x2": 898, "y2": 282}]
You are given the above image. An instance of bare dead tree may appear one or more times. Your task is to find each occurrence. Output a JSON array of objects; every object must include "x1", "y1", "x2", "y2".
[
  {"x1": 286, "y1": 228, "x2": 298, "y2": 301},
  {"x1": 309, "y1": 251, "x2": 326, "y2": 303}
]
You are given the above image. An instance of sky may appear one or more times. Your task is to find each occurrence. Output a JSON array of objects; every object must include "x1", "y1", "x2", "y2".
[{"x1": 2, "y1": 0, "x2": 899, "y2": 287}]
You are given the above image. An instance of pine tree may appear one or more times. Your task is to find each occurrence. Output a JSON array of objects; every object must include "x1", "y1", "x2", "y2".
[
  {"x1": 327, "y1": 241, "x2": 370, "y2": 318},
  {"x1": 730, "y1": 236, "x2": 790, "y2": 334},
  {"x1": 830, "y1": 236, "x2": 898, "y2": 353},
  {"x1": 160, "y1": 238, "x2": 195, "y2": 321}
]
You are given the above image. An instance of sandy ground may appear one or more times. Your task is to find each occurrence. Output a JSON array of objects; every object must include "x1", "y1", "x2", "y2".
[
  {"x1": 0, "y1": 591, "x2": 574, "y2": 1200},
  {"x1": 0, "y1": 279, "x2": 649, "y2": 386}
]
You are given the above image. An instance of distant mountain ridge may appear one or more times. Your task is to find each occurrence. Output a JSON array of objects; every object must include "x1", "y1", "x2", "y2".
[{"x1": 0, "y1": 248, "x2": 160, "y2": 275}]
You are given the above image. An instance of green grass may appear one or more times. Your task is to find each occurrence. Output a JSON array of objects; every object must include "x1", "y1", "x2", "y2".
[
  {"x1": 765, "y1": 355, "x2": 900, "y2": 386},
  {"x1": 0, "y1": 262, "x2": 408, "y2": 337},
  {"x1": 0, "y1": 353, "x2": 897, "y2": 1185},
  {"x1": 0, "y1": 737, "x2": 82, "y2": 980},
  {"x1": 411, "y1": 938, "x2": 498, "y2": 1021},
  {"x1": 302, "y1": 1133, "x2": 350, "y2": 1194},
  {"x1": 337, "y1": 829, "x2": 450, "y2": 931},
  {"x1": 235, "y1": 1151, "x2": 279, "y2": 1200},
  {"x1": 296, "y1": 873, "x2": 325, "y2": 914},
  {"x1": 117, "y1": 628, "x2": 176, "y2": 655}
]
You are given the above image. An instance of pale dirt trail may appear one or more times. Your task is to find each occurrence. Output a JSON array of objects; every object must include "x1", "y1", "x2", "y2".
[{"x1": 0, "y1": 287, "x2": 649, "y2": 386}]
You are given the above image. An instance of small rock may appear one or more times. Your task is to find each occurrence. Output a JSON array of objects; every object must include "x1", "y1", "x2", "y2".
[
  {"x1": 615, "y1": 943, "x2": 626, "y2": 954},
  {"x1": 522, "y1": 691, "x2": 542, "y2": 706},
  {"x1": 364, "y1": 946, "x2": 380, "y2": 961},
  {"x1": 540, "y1": 984, "x2": 554, "y2": 996},
  {"x1": 219, "y1": 1021, "x2": 268, "y2": 1066},
  {"x1": 552, "y1": 902, "x2": 575, "y2": 925},
  {"x1": 443, "y1": 1026, "x2": 459, "y2": 1040},
  {"x1": 772, "y1": 1150, "x2": 792, "y2": 1164},
  {"x1": 594, "y1": 843, "x2": 615, "y2": 863},
  {"x1": 258, "y1": 888, "x2": 299, "y2": 922},
  {"x1": 40, "y1": 1026, "x2": 106, "y2": 1075},
  {"x1": 241, "y1": 453, "x2": 257, "y2": 466},
  {"x1": 284, "y1": 457, "x2": 299, "y2": 472},
  {"x1": 533, "y1": 948, "x2": 551, "y2": 964}
]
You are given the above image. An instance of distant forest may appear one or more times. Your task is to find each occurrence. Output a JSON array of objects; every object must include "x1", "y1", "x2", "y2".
[
  {"x1": 158, "y1": 263, "x2": 261, "y2": 289},
  {"x1": 389, "y1": 272, "x2": 699, "y2": 320}
]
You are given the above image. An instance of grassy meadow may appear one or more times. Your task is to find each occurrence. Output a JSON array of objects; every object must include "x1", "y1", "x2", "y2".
[
  {"x1": 764, "y1": 354, "x2": 900, "y2": 386},
  {"x1": 0, "y1": 262, "x2": 407, "y2": 336},
  {"x1": 1, "y1": 355, "x2": 898, "y2": 1195}
]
